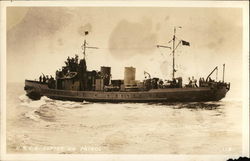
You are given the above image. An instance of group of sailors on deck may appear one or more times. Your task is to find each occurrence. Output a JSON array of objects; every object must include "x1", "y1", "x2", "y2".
[
  {"x1": 39, "y1": 74, "x2": 54, "y2": 83},
  {"x1": 38, "y1": 74, "x2": 56, "y2": 88},
  {"x1": 186, "y1": 76, "x2": 216, "y2": 88},
  {"x1": 188, "y1": 76, "x2": 198, "y2": 87}
]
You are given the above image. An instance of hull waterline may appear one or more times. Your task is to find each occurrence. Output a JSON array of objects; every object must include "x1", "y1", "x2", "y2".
[{"x1": 24, "y1": 80, "x2": 229, "y2": 103}]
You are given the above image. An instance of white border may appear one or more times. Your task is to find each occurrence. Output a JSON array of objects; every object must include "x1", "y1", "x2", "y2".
[
  {"x1": 0, "y1": 0, "x2": 248, "y2": 7},
  {"x1": 242, "y1": 1, "x2": 249, "y2": 156},
  {"x1": 1, "y1": 1, "x2": 249, "y2": 161},
  {"x1": 0, "y1": 2, "x2": 7, "y2": 161}
]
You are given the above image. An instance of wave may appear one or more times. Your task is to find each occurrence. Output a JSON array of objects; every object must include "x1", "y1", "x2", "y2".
[
  {"x1": 20, "y1": 95, "x2": 91, "y2": 122},
  {"x1": 24, "y1": 110, "x2": 41, "y2": 122},
  {"x1": 148, "y1": 101, "x2": 224, "y2": 110},
  {"x1": 19, "y1": 95, "x2": 48, "y2": 108}
]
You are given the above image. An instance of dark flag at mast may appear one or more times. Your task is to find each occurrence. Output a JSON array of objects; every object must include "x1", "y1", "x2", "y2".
[
  {"x1": 181, "y1": 40, "x2": 190, "y2": 46},
  {"x1": 85, "y1": 31, "x2": 89, "y2": 35}
]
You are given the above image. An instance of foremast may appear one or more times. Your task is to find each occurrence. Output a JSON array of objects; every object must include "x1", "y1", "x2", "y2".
[{"x1": 81, "y1": 31, "x2": 98, "y2": 60}]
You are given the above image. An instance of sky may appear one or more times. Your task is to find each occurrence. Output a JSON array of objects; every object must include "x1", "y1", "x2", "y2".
[{"x1": 6, "y1": 7, "x2": 243, "y2": 99}]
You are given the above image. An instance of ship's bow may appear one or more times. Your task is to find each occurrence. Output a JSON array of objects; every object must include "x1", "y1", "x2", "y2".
[{"x1": 24, "y1": 80, "x2": 48, "y2": 100}]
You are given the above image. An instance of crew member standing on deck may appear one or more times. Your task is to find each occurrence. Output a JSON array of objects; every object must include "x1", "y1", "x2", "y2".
[
  {"x1": 39, "y1": 75, "x2": 42, "y2": 82},
  {"x1": 191, "y1": 76, "x2": 198, "y2": 88},
  {"x1": 42, "y1": 75, "x2": 46, "y2": 83}
]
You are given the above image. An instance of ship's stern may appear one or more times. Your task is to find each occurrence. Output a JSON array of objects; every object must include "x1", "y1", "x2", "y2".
[{"x1": 213, "y1": 84, "x2": 230, "y2": 101}]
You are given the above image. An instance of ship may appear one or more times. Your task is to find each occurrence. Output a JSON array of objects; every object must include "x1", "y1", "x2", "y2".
[{"x1": 24, "y1": 27, "x2": 230, "y2": 102}]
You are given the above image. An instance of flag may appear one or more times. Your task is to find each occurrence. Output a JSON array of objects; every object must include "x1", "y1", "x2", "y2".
[
  {"x1": 181, "y1": 40, "x2": 190, "y2": 46},
  {"x1": 85, "y1": 31, "x2": 89, "y2": 35}
]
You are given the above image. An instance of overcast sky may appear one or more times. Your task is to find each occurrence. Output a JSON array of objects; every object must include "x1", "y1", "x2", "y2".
[{"x1": 6, "y1": 7, "x2": 243, "y2": 99}]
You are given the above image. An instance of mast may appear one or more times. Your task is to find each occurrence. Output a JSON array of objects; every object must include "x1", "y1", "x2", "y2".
[
  {"x1": 83, "y1": 39, "x2": 87, "y2": 59},
  {"x1": 157, "y1": 26, "x2": 185, "y2": 80},
  {"x1": 172, "y1": 27, "x2": 176, "y2": 79},
  {"x1": 81, "y1": 31, "x2": 98, "y2": 59},
  {"x1": 222, "y1": 64, "x2": 225, "y2": 82}
]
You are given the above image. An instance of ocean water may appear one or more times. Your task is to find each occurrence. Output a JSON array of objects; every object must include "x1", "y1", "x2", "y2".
[{"x1": 6, "y1": 83, "x2": 242, "y2": 154}]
